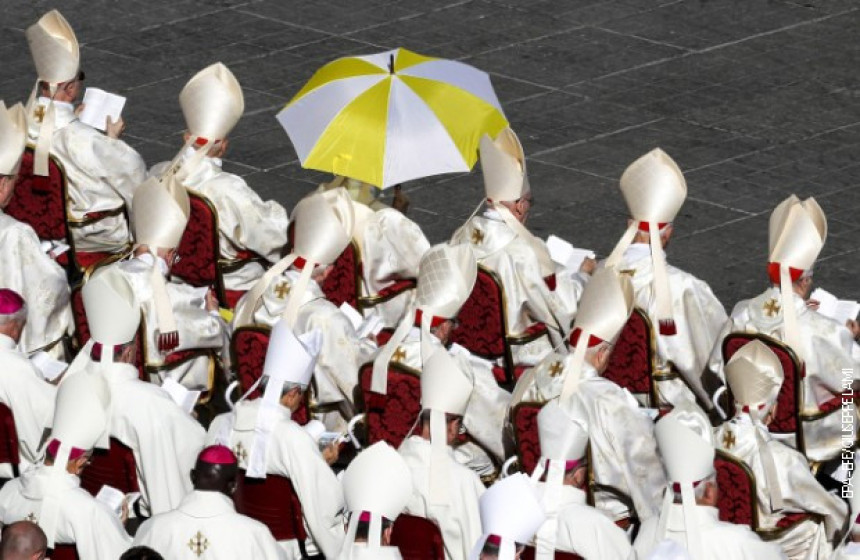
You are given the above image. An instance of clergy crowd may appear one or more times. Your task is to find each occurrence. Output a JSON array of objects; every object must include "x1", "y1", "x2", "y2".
[{"x1": 1, "y1": 8, "x2": 860, "y2": 560}]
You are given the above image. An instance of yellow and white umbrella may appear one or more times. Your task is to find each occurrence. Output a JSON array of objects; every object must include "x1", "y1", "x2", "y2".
[{"x1": 277, "y1": 47, "x2": 509, "y2": 189}]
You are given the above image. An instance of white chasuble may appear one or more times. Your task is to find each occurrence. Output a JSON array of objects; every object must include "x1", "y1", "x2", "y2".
[
  {"x1": 29, "y1": 98, "x2": 145, "y2": 253},
  {"x1": 206, "y1": 399, "x2": 345, "y2": 559},
  {"x1": 0, "y1": 211, "x2": 72, "y2": 356},
  {"x1": 0, "y1": 465, "x2": 131, "y2": 560},
  {"x1": 151, "y1": 150, "x2": 289, "y2": 292}
]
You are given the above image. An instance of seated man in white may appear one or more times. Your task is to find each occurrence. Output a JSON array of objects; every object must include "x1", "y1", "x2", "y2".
[
  {"x1": 0, "y1": 100, "x2": 72, "y2": 358},
  {"x1": 319, "y1": 175, "x2": 430, "y2": 328},
  {"x1": 79, "y1": 267, "x2": 205, "y2": 516},
  {"x1": 708, "y1": 195, "x2": 860, "y2": 464},
  {"x1": 399, "y1": 349, "x2": 486, "y2": 560},
  {"x1": 372, "y1": 243, "x2": 509, "y2": 477},
  {"x1": 469, "y1": 473, "x2": 545, "y2": 560},
  {"x1": 26, "y1": 10, "x2": 145, "y2": 254},
  {"x1": 206, "y1": 319, "x2": 344, "y2": 559},
  {"x1": 234, "y1": 188, "x2": 375, "y2": 429},
  {"x1": 337, "y1": 441, "x2": 413, "y2": 560},
  {"x1": 634, "y1": 408, "x2": 785, "y2": 560},
  {"x1": 513, "y1": 267, "x2": 667, "y2": 523},
  {"x1": 0, "y1": 362, "x2": 131, "y2": 559},
  {"x1": 133, "y1": 445, "x2": 284, "y2": 559},
  {"x1": 604, "y1": 148, "x2": 727, "y2": 410},
  {"x1": 715, "y1": 340, "x2": 847, "y2": 560},
  {"x1": 530, "y1": 401, "x2": 632, "y2": 560},
  {"x1": 150, "y1": 63, "x2": 288, "y2": 292},
  {"x1": 111, "y1": 166, "x2": 227, "y2": 391},
  {"x1": 451, "y1": 128, "x2": 592, "y2": 365},
  {"x1": 0, "y1": 290, "x2": 56, "y2": 478}
]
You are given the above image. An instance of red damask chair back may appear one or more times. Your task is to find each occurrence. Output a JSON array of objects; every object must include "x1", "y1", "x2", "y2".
[
  {"x1": 230, "y1": 325, "x2": 309, "y2": 425},
  {"x1": 50, "y1": 545, "x2": 80, "y2": 560},
  {"x1": 6, "y1": 148, "x2": 68, "y2": 242},
  {"x1": 80, "y1": 438, "x2": 140, "y2": 497},
  {"x1": 0, "y1": 404, "x2": 20, "y2": 476},
  {"x1": 358, "y1": 362, "x2": 422, "y2": 448},
  {"x1": 234, "y1": 470, "x2": 308, "y2": 542},
  {"x1": 722, "y1": 333, "x2": 800, "y2": 443},
  {"x1": 321, "y1": 241, "x2": 361, "y2": 309},
  {"x1": 521, "y1": 546, "x2": 583, "y2": 560},
  {"x1": 714, "y1": 449, "x2": 757, "y2": 528},
  {"x1": 511, "y1": 402, "x2": 543, "y2": 475},
  {"x1": 390, "y1": 514, "x2": 445, "y2": 560},
  {"x1": 173, "y1": 192, "x2": 219, "y2": 291},
  {"x1": 602, "y1": 308, "x2": 657, "y2": 404}
]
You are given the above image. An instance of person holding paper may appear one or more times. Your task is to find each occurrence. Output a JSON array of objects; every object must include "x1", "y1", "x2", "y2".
[
  {"x1": 233, "y1": 188, "x2": 377, "y2": 430},
  {"x1": 318, "y1": 175, "x2": 431, "y2": 328},
  {"x1": 0, "y1": 100, "x2": 72, "y2": 358},
  {"x1": 707, "y1": 195, "x2": 860, "y2": 466},
  {"x1": 149, "y1": 63, "x2": 288, "y2": 292},
  {"x1": 0, "y1": 359, "x2": 132, "y2": 560},
  {"x1": 371, "y1": 243, "x2": 510, "y2": 477},
  {"x1": 25, "y1": 10, "x2": 145, "y2": 254},
  {"x1": 106, "y1": 164, "x2": 228, "y2": 392},
  {"x1": 513, "y1": 268, "x2": 667, "y2": 524},
  {"x1": 714, "y1": 341, "x2": 846, "y2": 560},
  {"x1": 206, "y1": 320, "x2": 345, "y2": 559},
  {"x1": 0, "y1": 290, "x2": 57, "y2": 479},
  {"x1": 133, "y1": 446, "x2": 285, "y2": 560},
  {"x1": 451, "y1": 128, "x2": 593, "y2": 366},
  {"x1": 398, "y1": 349, "x2": 486, "y2": 560},
  {"x1": 78, "y1": 267, "x2": 205, "y2": 516},
  {"x1": 602, "y1": 148, "x2": 727, "y2": 413}
]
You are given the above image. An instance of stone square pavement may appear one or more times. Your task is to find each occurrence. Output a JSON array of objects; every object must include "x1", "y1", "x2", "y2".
[{"x1": 1, "y1": 0, "x2": 858, "y2": 307}]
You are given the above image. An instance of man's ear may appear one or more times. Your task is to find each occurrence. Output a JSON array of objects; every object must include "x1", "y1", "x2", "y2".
[{"x1": 227, "y1": 480, "x2": 237, "y2": 496}]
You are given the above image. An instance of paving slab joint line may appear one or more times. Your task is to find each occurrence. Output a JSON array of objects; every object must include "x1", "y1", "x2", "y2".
[{"x1": 528, "y1": 117, "x2": 665, "y2": 158}]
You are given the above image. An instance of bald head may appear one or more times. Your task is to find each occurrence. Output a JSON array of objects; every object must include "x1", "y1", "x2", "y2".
[{"x1": 1, "y1": 521, "x2": 47, "y2": 560}]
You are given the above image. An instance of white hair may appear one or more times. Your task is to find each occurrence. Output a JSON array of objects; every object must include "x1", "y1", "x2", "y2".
[
  {"x1": 0, "y1": 303, "x2": 27, "y2": 326},
  {"x1": 672, "y1": 472, "x2": 716, "y2": 503}
]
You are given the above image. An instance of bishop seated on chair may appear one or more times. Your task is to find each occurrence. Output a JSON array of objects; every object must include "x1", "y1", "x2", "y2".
[
  {"x1": 714, "y1": 340, "x2": 846, "y2": 560},
  {"x1": 207, "y1": 319, "x2": 345, "y2": 559},
  {"x1": 451, "y1": 127, "x2": 594, "y2": 367},
  {"x1": 25, "y1": 10, "x2": 145, "y2": 255},
  {"x1": 0, "y1": 100, "x2": 72, "y2": 358},
  {"x1": 149, "y1": 63, "x2": 289, "y2": 293},
  {"x1": 708, "y1": 194, "x2": 860, "y2": 466},
  {"x1": 107, "y1": 165, "x2": 228, "y2": 392}
]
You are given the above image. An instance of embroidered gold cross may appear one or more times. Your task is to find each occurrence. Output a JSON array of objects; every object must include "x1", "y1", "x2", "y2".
[
  {"x1": 471, "y1": 229, "x2": 484, "y2": 245},
  {"x1": 548, "y1": 361, "x2": 564, "y2": 377},
  {"x1": 33, "y1": 105, "x2": 46, "y2": 123},
  {"x1": 188, "y1": 531, "x2": 209, "y2": 557},
  {"x1": 763, "y1": 298, "x2": 781, "y2": 318},
  {"x1": 722, "y1": 430, "x2": 736, "y2": 449},
  {"x1": 392, "y1": 347, "x2": 407, "y2": 363},
  {"x1": 233, "y1": 441, "x2": 248, "y2": 463},
  {"x1": 274, "y1": 282, "x2": 291, "y2": 300},
  {"x1": 24, "y1": 512, "x2": 37, "y2": 523}
]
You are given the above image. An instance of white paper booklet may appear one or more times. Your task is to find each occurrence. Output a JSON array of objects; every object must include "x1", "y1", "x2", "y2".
[
  {"x1": 811, "y1": 288, "x2": 860, "y2": 325},
  {"x1": 339, "y1": 302, "x2": 384, "y2": 338},
  {"x1": 29, "y1": 351, "x2": 67, "y2": 382},
  {"x1": 96, "y1": 485, "x2": 126, "y2": 515},
  {"x1": 79, "y1": 88, "x2": 126, "y2": 131},
  {"x1": 546, "y1": 235, "x2": 595, "y2": 272},
  {"x1": 161, "y1": 378, "x2": 200, "y2": 415}
]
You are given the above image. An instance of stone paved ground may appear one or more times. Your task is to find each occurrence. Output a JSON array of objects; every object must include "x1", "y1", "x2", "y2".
[{"x1": 2, "y1": 0, "x2": 858, "y2": 306}]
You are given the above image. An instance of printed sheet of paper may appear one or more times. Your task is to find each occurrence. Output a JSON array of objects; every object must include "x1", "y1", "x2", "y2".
[
  {"x1": 811, "y1": 287, "x2": 860, "y2": 325},
  {"x1": 161, "y1": 378, "x2": 201, "y2": 415},
  {"x1": 546, "y1": 234, "x2": 595, "y2": 272},
  {"x1": 79, "y1": 87, "x2": 126, "y2": 131}
]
